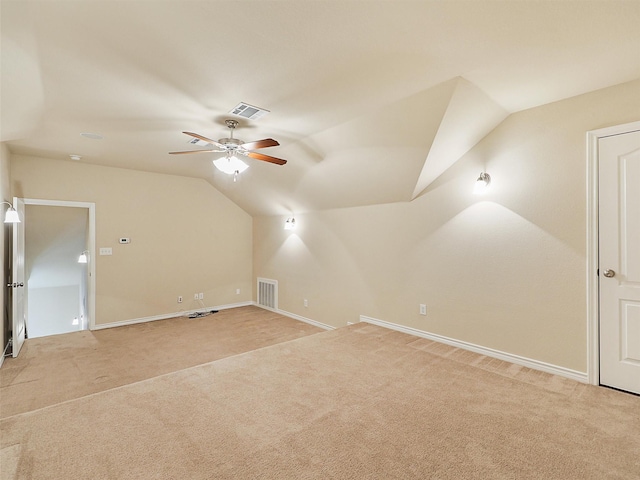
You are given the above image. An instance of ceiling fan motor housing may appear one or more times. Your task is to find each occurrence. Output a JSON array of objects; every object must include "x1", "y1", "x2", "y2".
[{"x1": 218, "y1": 137, "x2": 243, "y2": 150}]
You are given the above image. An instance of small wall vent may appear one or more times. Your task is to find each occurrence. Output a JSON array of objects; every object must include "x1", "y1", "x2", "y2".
[
  {"x1": 230, "y1": 102, "x2": 270, "y2": 120},
  {"x1": 257, "y1": 277, "x2": 278, "y2": 310}
]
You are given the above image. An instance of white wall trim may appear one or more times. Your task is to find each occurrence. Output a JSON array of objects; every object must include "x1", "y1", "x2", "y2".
[
  {"x1": 254, "y1": 303, "x2": 334, "y2": 331},
  {"x1": 91, "y1": 301, "x2": 253, "y2": 330},
  {"x1": 93, "y1": 300, "x2": 336, "y2": 333},
  {"x1": 23, "y1": 198, "x2": 96, "y2": 332},
  {"x1": 360, "y1": 315, "x2": 588, "y2": 384},
  {"x1": 277, "y1": 308, "x2": 335, "y2": 331},
  {"x1": 585, "y1": 120, "x2": 640, "y2": 386}
]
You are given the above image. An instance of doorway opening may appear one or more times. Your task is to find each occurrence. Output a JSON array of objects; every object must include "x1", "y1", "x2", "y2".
[{"x1": 23, "y1": 199, "x2": 96, "y2": 338}]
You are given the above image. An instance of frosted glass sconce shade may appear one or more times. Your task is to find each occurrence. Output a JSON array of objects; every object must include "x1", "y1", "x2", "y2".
[
  {"x1": 474, "y1": 172, "x2": 491, "y2": 194},
  {"x1": 2, "y1": 202, "x2": 20, "y2": 223},
  {"x1": 284, "y1": 217, "x2": 296, "y2": 230}
]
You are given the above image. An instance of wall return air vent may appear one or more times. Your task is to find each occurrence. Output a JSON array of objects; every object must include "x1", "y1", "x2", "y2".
[
  {"x1": 257, "y1": 277, "x2": 278, "y2": 310},
  {"x1": 230, "y1": 102, "x2": 270, "y2": 120}
]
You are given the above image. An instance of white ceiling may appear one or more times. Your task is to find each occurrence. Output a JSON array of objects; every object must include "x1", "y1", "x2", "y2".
[{"x1": 2, "y1": 1, "x2": 639, "y2": 216}]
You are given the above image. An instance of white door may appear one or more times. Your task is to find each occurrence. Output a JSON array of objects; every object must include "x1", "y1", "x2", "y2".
[
  {"x1": 599, "y1": 129, "x2": 640, "y2": 395},
  {"x1": 10, "y1": 197, "x2": 26, "y2": 357}
]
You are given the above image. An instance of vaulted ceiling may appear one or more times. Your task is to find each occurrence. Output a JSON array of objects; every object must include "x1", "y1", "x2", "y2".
[{"x1": 3, "y1": 1, "x2": 639, "y2": 216}]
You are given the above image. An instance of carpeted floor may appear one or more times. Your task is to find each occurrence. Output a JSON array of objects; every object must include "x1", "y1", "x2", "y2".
[
  {"x1": 0, "y1": 306, "x2": 322, "y2": 419},
  {"x1": 1, "y1": 309, "x2": 639, "y2": 479}
]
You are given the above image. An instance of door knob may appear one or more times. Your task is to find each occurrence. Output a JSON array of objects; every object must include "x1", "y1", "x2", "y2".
[{"x1": 603, "y1": 269, "x2": 615, "y2": 278}]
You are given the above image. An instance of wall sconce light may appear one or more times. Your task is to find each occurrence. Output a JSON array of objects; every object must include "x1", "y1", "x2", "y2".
[
  {"x1": 473, "y1": 172, "x2": 491, "y2": 194},
  {"x1": 78, "y1": 250, "x2": 90, "y2": 264},
  {"x1": 1, "y1": 201, "x2": 21, "y2": 223},
  {"x1": 284, "y1": 217, "x2": 296, "y2": 230}
]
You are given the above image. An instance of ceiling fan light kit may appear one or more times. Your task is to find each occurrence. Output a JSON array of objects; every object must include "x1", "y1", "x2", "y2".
[
  {"x1": 169, "y1": 119, "x2": 287, "y2": 180},
  {"x1": 213, "y1": 155, "x2": 249, "y2": 175}
]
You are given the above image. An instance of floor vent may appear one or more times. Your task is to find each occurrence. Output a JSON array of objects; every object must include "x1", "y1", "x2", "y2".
[{"x1": 257, "y1": 277, "x2": 278, "y2": 310}]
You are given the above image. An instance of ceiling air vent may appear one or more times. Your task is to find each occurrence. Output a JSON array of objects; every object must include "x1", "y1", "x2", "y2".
[{"x1": 229, "y1": 102, "x2": 269, "y2": 120}]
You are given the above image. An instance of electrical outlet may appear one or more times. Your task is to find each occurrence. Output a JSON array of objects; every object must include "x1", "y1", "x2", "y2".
[
  {"x1": 198, "y1": 293, "x2": 204, "y2": 300},
  {"x1": 419, "y1": 304, "x2": 427, "y2": 316},
  {"x1": 177, "y1": 296, "x2": 183, "y2": 303},
  {"x1": 236, "y1": 288, "x2": 240, "y2": 295},
  {"x1": 194, "y1": 293, "x2": 199, "y2": 300},
  {"x1": 304, "y1": 299, "x2": 308, "y2": 307}
]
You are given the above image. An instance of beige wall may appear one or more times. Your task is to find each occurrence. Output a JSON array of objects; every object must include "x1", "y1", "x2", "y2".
[
  {"x1": 1, "y1": 144, "x2": 11, "y2": 354},
  {"x1": 254, "y1": 80, "x2": 640, "y2": 373},
  {"x1": 11, "y1": 157, "x2": 253, "y2": 325}
]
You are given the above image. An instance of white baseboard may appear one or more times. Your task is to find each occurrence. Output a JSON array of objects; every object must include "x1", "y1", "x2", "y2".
[
  {"x1": 254, "y1": 303, "x2": 334, "y2": 331},
  {"x1": 0, "y1": 340, "x2": 11, "y2": 368},
  {"x1": 91, "y1": 301, "x2": 254, "y2": 331},
  {"x1": 360, "y1": 315, "x2": 589, "y2": 384}
]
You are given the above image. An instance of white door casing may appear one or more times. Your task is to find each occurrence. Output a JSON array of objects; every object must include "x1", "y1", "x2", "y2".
[
  {"x1": 8, "y1": 198, "x2": 96, "y2": 358},
  {"x1": 598, "y1": 129, "x2": 640, "y2": 395},
  {"x1": 11, "y1": 197, "x2": 26, "y2": 357}
]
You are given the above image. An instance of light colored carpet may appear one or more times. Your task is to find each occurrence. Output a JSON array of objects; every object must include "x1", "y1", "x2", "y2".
[
  {"x1": 2, "y1": 318, "x2": 639, "y2": 479},
  {"x1": 0, "y1": 306, "x2": 322, "y2": 419}
]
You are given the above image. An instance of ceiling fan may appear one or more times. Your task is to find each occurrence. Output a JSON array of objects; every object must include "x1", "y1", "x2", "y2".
[{"x1": 170, "y1": 119, "x2": 287, "y2": 180}]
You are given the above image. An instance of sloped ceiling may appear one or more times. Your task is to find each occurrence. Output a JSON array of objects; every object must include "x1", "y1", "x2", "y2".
[{"x1": 2, "y1": 1, "x2": 639, "y2": 216}]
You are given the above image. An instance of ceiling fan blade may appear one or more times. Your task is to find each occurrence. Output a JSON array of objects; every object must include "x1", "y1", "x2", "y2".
[
  {"x1": 169, "y1": 149, "x2": 219, "y2": 155},
  {"x1": 183, "y1": 131, "x2": 225, "y2": 148},
  {"x1": 241, "y1": 138, "x2": 280, "y2": 150},
  {"x1": 246, "y1": 151, "x2": 287, "y2": 165}
]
